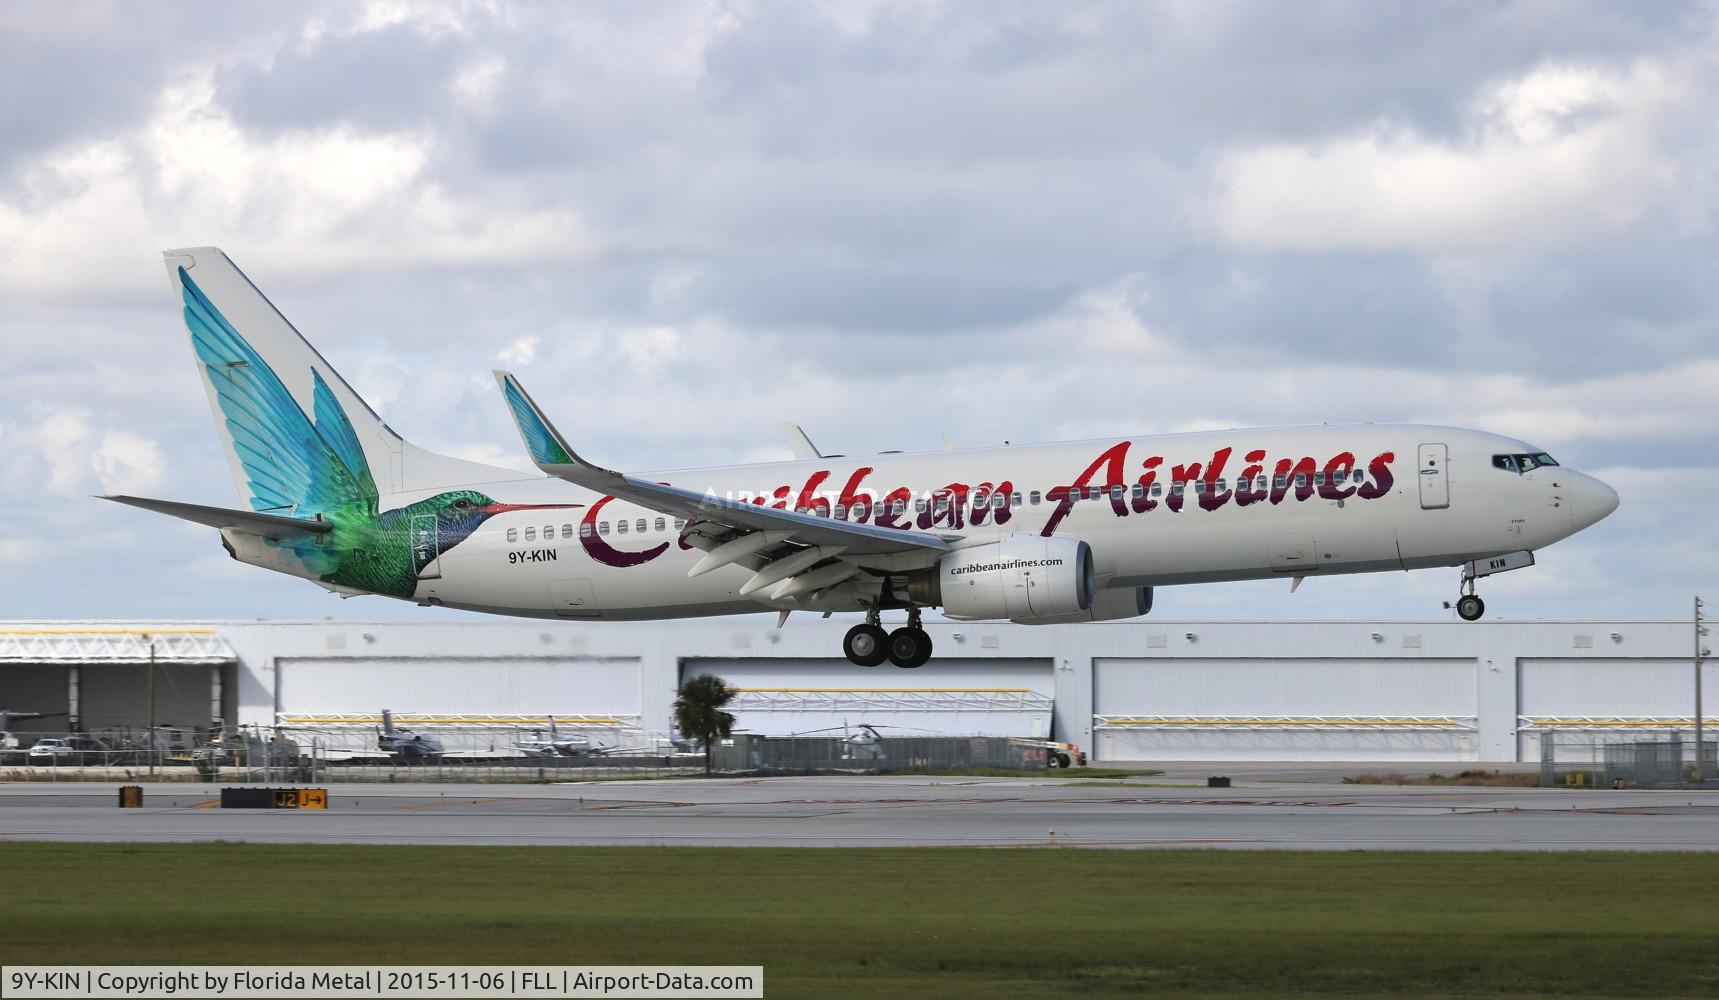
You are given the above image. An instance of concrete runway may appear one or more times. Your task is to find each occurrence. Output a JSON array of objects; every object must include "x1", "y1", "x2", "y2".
[{"x1": 3, "y1": 776, "x2": 1718, "y2": 850}]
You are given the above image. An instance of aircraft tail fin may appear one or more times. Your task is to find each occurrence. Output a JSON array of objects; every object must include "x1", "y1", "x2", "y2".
[{"x1": 163, "y1": 247, "x2": 524, "y2": 513}]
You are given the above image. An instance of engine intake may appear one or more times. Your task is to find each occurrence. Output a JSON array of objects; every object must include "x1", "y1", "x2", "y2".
[{"x1": 909, "y1": 535, "x2": 1093, "y2": 621}]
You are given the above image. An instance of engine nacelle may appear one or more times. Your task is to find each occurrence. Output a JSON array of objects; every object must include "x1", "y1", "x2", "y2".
[
  {"x1": 1012, "y1": 586, "x2": 1152, "y2": 625},
  {"x1": 909, "y1": 535, "x2": 1094, "y2": 621}
]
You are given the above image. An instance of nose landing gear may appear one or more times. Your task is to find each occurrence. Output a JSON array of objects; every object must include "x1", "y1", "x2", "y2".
[
  {"x1": 1449, "y1": 550, "x2": 1533, "y2": 621},
  {"x1": 1451, "y1": 561, "x2": 1489, "y2": 622}
]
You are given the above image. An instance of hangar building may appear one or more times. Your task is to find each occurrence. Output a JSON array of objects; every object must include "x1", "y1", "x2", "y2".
[{"x1": 0, "y1": 617, "x2": 1707, "y2": 762}]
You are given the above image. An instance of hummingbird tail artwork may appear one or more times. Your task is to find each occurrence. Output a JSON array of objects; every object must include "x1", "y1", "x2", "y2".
[{"x1": 150, "y1": 248, "x2": 578, "y2": 599}]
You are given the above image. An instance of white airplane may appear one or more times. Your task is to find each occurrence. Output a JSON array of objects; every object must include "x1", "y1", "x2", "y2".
[{"x1": 105, "y1": 248, "x2": 1618, "y2": 668}]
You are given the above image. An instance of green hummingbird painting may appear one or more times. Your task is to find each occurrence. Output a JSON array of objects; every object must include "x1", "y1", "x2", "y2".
[{"x1": 180, "y1": 267, "x2": 574, "y2": 599}]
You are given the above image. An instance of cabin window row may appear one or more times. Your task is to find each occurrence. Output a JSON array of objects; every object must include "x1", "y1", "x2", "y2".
[{"x1": 507, "y1": 518, "x2": 688, "y2": 543}]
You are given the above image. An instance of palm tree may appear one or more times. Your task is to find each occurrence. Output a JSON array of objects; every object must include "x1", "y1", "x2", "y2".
[{"x1": 673, "y1": 674, "x2": 738, "y2": 776}]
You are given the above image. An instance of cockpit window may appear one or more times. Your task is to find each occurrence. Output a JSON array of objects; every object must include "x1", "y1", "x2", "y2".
[{"x1": 1493, "y1": 452, "x2": 1559, "y2": 474}]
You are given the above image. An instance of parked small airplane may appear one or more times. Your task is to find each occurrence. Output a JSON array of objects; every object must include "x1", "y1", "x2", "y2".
[
  {"x1": 377, "y1": 710, "x2": 445, "y2": 763},
  {"x1": 509, "y1": 717, "x2": 608, "y2": 758},
  {"x1": 107, "y1": 248, "x2": 1619, "y2": 668}
]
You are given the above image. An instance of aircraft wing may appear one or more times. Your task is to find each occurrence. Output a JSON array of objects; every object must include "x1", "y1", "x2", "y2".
[
  {"x1": 101, "y1": 495, "x2": 334, "y2": 539},
  {"x1": 494, "y1": 371, "x2": 957, "y2": 558}
]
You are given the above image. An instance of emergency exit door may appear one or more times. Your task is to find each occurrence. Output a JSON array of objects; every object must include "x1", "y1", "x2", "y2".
[{"x1": 1418, "y1": 443, "x2": 1449, "y2": 510}]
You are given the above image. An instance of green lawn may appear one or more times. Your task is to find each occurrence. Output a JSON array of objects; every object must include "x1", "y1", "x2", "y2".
[{"x1": 4, "y1": 845, "x2": 1717, "y2": 998}]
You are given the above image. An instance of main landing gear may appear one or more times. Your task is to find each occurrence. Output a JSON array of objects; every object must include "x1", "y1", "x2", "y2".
[{"x1": 844, "y1": 608, "x2": 932, "y2": 668}]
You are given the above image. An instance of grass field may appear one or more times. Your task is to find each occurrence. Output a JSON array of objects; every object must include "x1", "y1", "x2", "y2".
[{"x1": 4, "y1": 844, "x2": 1718, "y2": 998}]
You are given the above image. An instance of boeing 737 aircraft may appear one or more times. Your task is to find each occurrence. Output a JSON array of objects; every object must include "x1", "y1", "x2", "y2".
[{"x1": 105, "y1": 248, "x2": 1619, "y2": 667}]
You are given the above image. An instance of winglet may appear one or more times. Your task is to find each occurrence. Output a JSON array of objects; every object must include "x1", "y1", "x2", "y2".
[
  {"x1": 783, "y1": 424, "x2": 823, "y2": 460},
  {"x1": 492, "y1": 371, "x2": 624, "y2": 488}
]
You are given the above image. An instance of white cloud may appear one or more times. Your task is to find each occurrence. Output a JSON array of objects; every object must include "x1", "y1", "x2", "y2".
[
  {"x1": 1206, "y1": 60, "x2": 1686, "y2": 253},
  {"x1": 613, "y1": 325, "x2": 684, "y2": 376},
  {"x1": 91, "y1": 430, "x2": 166, "y2": 495},
  {"x1": 0, "y1": 408, "x2": 167, "y2": 500},
  {"x1": 31, "y1": 409, "x2": 98, "y2": 495},
  {"x1": 496, "y1": 335, "x2": 539, "y2": 366},
  {"x1": 1422, "y1": 360, "x2": 1719, "y2": 446},
  {"x1": 450, "y1": 55, "x2": 507, "y2": 112},
  {"x1": 0, "y1": 72, "x2": 597, "y2": 299}
]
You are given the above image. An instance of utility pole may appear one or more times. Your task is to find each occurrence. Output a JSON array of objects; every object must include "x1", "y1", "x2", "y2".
[
  {"x1": 1698, "y1": 597, "x2": 1710, "y2": 781},
  {"x1": 145, "y1": 635, "x2": 155, "y2": 783}
]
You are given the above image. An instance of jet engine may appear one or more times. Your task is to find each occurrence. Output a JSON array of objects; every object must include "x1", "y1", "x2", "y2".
[{"x1": 908, "y1": 535, "x2": 1093, "y2": 621}]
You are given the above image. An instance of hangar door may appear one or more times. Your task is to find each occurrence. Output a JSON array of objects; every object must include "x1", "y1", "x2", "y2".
[
  {"x1": 683, "y1": 658, "x2": 1053, "y2": 738},
  {"x1": 276, "y1": 656, "x2": 642, "y2": 719},
  {"x1": 1094, "y1": 657, "x2": 1478, "y2": 761},
  {"x1": 1517, "y1": 658, "x2": 1716, "y2": 760}
]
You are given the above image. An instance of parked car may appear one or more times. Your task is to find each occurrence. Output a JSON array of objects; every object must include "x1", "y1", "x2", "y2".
[{"x1": 26, "y1": 735, "x2": 114, "y2": 765}]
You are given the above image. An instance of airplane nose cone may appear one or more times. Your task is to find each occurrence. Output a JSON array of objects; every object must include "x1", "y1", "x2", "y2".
[{"x1": 1569, "y1": 471, "x2": 1619, "y2": 532}]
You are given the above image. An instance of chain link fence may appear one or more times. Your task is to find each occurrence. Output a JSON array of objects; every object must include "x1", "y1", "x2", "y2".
[
  {"x1": 712, "y1": 734, "x2": 1047, "y2": 774},
  {"x1": 1538, "y1": 734, "x2": 1717, "y2": 788},
  {"x1": 1, "y1": 726, "x2": 711, "y2": 783}
]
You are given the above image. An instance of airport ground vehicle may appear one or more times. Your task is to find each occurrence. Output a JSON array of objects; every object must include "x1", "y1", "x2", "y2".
[
  {"x1": 1040, "y1": 742, "x2": 1087, "y2": 768},
  {"x1": 25, "y1": 736, "x2": 117, "y2": 766}
]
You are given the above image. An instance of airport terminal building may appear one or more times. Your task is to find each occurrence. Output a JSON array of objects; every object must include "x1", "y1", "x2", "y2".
[{"x1": 0, "y1": 617, "x2": 1707, "y2": 763}]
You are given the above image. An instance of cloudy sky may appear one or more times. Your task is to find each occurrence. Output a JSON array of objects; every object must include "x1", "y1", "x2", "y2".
[{"x1": 1, "y1": 1, "x2": 1713, "y2": 624}]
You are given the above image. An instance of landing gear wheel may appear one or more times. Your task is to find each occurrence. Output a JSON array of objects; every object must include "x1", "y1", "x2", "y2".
[
  {"x1": 887, "y1": 627, "x2": 933, "y2": 668},
  {"x1": 1056, "y1": 752, "x2": 1072, "y2": 769},
  {"x1": 1456, "y1": 594, "x2": 1485, "y2": 621},
  {"x1": 843, "y1": 623, "x2": 890, "y2": 667}
]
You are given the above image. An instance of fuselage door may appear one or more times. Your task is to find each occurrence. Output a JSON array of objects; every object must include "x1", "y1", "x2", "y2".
[
  {"x1": 1417, "y1": 443, "x2": 1450, "y2": 510},
  {"x1": 410, "y1": 513, "x2": 442, "y2": 580}
]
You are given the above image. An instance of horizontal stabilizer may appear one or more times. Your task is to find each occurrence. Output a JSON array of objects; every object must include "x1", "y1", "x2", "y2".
[{"x1": 101, "y1": 495, "x2": 333, "y2": 539}]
